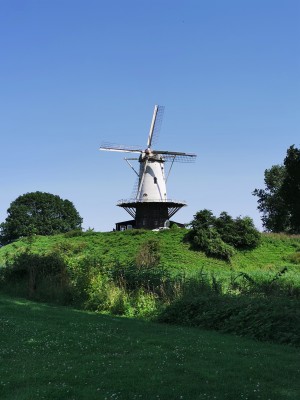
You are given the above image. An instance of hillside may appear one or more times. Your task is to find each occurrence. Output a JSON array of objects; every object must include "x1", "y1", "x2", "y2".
[
  {"x1": 1, "y1": 229, "x2": 300, "y2": 290},
  {"x1": 0, "y1": 229, "x2": 300, "y2": 346}
]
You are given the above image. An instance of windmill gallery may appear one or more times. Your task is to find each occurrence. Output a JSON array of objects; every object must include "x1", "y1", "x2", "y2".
[{"x1": 100, "y1": 105, "x2": 197, "y2": 231}]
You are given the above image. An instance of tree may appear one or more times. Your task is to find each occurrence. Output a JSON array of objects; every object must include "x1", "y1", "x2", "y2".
[
  {"x1": 215, "y1": 212, "x2": 261, "y2": 249},
  {"x1": 281, "y1": 146, "x2": 300, "y2": 233},
  {"x1": 0, "y1": 192, "x2": 83, "y2": 245},
  {"x1": 253, "y1": 145, "x2": 300, "y2": 233},
  {"x1": 186, "y1": 210, "x2": 260, "y2": 261}
]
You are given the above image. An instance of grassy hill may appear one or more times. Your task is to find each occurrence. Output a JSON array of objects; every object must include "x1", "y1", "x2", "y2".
[
  {"x1": 1, "y1": 293, "x2": 299, "y2": 400},
  {"x1": 0, "y1": 229, "x2": 299, "y2": 346},
  {"x1": 1, "y1": 229, "x2": 299, "y2": 289}
]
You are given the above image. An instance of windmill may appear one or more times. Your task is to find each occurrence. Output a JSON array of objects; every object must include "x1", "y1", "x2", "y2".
[{"x1": 100, "y1": 105, "x2": 196, "y2": 230}]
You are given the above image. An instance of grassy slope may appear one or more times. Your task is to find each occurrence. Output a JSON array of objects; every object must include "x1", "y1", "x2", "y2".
[
  {"x1": 1, "y1": 229, "x2": 299, "y2": 288},
  {"x1": 1, "y1": 293, "x2": 300, "y2": 400}
]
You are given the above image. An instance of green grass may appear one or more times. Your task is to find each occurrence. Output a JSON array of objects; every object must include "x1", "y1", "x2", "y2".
[
  {"x1": 1, "y1": 229, "x2": 299, "y2": 272},
  {"x1": 0, "y1": 230, "x2": 299, "y2": 347},
  {"x1": 1, "y1": 229, "x2": 299, "y2": 292},
  {"x1": 1, "y1": 293, "x2": 300, "y2": 400}
]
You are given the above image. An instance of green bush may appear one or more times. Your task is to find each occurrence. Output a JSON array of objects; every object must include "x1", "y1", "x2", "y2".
[
  {"x1": 112, "y1": 263, "x2": 170, "y2": 297},
  {"x1": 132, "y1": 289, "x2": 158, "y2": 318},
  {"x1": 187, "y1": 224, "x2": 235, "y2": 261},
  {"x1": 186, "y1": 209, "x2": 261, "y2": 260},
  {"x1": 51, "y1": 241, "x2": 87, "y2": 254},
  {"x1": 0, "y1": 251, "x2": 70, "y2": 302},
  {"x1": 64, "y1": 229, "x2": 84, "y2": 238},
  {"x1": 86, "y1": 275, "x2": 130, "y2": 315},
  {"x1": 227, "y1": 268, "x2": 300, "y2": 298},
  {"x1": 204, "y1": 234, "x2": 235, "y2": 261},
  {"x1": 158, "y1": 291, "x2": 300, "y2": 346},
  {"x1": 216, "y1": 212, "x2": 261, "y2": 249},
  {"x1": 135, "y1": 238, "x2": 161, "y2": 268},
  {"x1": 84, "y1": 268, "x2": 158, "y2": 318},
  {"x1": 285, "y1": 251, "x2": 300, "y2": 264}
]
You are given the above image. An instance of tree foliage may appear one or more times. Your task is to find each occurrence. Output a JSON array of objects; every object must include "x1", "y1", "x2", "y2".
[
  {"x1": 0, "y1": 192, "x2": 82, "y2": 245},
  {"x1": 186, "y1": 210, "x2": 260, "y2": 260},
  {"x1": 253, "y1": 145, "x2": 300, "y2": 233}
]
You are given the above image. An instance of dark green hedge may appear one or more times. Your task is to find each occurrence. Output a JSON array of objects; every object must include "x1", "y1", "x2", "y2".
[{"x1": 158, "y1": 293, "x2": 300, "y2": 346}]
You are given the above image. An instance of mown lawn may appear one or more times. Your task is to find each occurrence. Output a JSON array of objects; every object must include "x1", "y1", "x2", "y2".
[{"x1": 0, "y1": 294, "x2": 299, "y2": 400}]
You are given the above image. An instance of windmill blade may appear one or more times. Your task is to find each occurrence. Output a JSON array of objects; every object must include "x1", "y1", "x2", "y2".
[
  {"x1": 147, "y1": 105, "x2": 165, "y2": 148},
  {"x1": 99, "y1": 142, "x2": 143, "y2": 154},
  {"x1": 152, "y1": 150, "x2": 197, "y2": 163},
  {"x1": 161, "y1": 154, "x2": 196, "y2": 163},
  {"x1": 152, "y1": 149, "x2": 196, "y2": 157}
]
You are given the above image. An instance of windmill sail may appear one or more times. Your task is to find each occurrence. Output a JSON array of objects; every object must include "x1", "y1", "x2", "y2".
[
  {"x1": 99, "y1": 143, "x2": 143, "y2": 153},
  {"x1": 147, "y1": 105, "x2": 165, "y2": 148}
]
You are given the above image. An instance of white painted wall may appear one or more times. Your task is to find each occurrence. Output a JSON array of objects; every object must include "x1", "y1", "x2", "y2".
[{"x1": 137, "y1": 160, "x2": 167, "y2": 201}]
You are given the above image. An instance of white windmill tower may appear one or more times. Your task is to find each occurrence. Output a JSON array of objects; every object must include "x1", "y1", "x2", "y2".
[{"x1": 100, "y1": 105, "x2": 196, "y2": 230}]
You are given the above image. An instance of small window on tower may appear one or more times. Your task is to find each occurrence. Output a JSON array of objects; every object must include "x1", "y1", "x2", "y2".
[{"x1": 154, "y1": 177, "x2": 157, "y2": 184}]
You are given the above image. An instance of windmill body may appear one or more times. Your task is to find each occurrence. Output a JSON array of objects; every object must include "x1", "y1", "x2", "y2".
[
  {"x1": 100, "y1": 105, "x2": 196, "y2": 230},
  {"x1": 137, "y1": 154, "x2": 167, "y2": 201}
]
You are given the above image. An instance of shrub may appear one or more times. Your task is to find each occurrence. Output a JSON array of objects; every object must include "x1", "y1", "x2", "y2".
[
  {"x1": 215, "y1": 212, "x2": 261, "y2": 249},
  {"x1": 187, "y1": 224, "x2": 235, "y2": 261},
  {"x1": 285, "y1": 251, "x2": 300, "y2": 264},
  {"x1": 158, "y1": 291, "x2": 300, "y2": 346},
  {"x1": 204, "y1": 234, "x2": 235, "y2": 261},
  {"x1": 135, "y1": 239, "x2": 161, "y2": 268},
  {"x1": 86, "y1": 274, "x2": 130, "y2": 314},
  {"x1": 51, "y1": 241, "x2": 87, "y2": 255},
  {"x1": 64, "y1": 229, "x2": 83, "y2": 238},
  {"x1": 111, "y1": 263, "x2": 171, "y2": 297},
  {"x1": 132, "y1": 289, "x2": 158, "y2": 318},
  {"x1": 0, "y1": 251, "x2": 69, "y2": 301},
  {"x1": 186, "y1": 209, "x2": 261, "y2": 260},
  {"x1": 170, "y1": 222, "x2": 179, "y2": 229}
]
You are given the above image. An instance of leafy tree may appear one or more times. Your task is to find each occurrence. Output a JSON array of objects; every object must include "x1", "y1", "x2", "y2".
[
  {"x1": 215, "y1": 212, "x2": 261, "y2": 249},
  {"x1": 281, "y1": 146, "x2": 300, "y2": 233},
  {"x1": 190, "y1": 209, "x2": 216, "y2": 231},
  {"x1": 0, "y1": 192, "x2": 82, "y2": 245},
  {"x1": 186, "y1": 210, "x2": 260, "y2": 261},
  {"x1": 253, "y1": 145, "x2": 300, "y2": 233},
  {"x1": 214, "y1": 212, "x2": 236, "y2": 245}
]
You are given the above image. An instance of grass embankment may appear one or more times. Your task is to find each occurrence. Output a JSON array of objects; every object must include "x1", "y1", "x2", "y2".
[
  {"x1": 1, "y1": 293, "x2": 300, "y2": 400},
  {"x1": 1, "y1": 229, "x2": 299, "y2": 290},
  {"x1": 0, "y1": 230, "x2": 299, "y2": 346},
  {"x1": 1, "y1": 229, "x2": 299, "y2": 272}
]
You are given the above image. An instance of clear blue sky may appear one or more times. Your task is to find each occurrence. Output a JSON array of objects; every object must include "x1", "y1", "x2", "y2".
[{"x1": 1, "y1": 0, "x2": 299, "y2": 231}]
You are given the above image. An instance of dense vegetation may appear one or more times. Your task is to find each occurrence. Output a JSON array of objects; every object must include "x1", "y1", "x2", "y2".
[
  {"x1": 0, "y1": 191, "x2": 82, "y2": 245},
  {"x1": 1, "y1": 293, "x2": 299, "y2": 400},
  {"x1": 186, "y1": 209, "x2": 261, "y2": 260},
  {"x1": 253, "y1": 145, "x2": 300, "y2": 233},
  {"x1": 0, "y1": 228, "x2": 299, "y2": 346}
]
